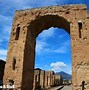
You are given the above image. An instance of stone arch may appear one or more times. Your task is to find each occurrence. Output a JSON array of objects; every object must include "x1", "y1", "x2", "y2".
[
  {"x1": 3, "y1": 4, "x2": 89, "y2": 90},
  {"x1": 28, "y1": 15, "x2": 70, "y2": 38}
]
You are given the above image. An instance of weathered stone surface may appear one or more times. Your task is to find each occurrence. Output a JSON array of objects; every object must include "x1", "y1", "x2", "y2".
[
  {"x1": 33, "y1": 68, "x2": 41, "y2": 90},
  {"x1": 45, "y1": 71, "x2": 54, "y2": 88},
  {"x1": 54, "y1": 74, "x2": 63, "y2": 86},
  {"x1": 40, "y1": 70, "x2": 45, "y2": 89},
  {"x1": 33, "y1": 69, "x2": 56, "y2": 90},
  {"x1": 3, "y1": 4, "x2": 89, "y2": 90}
]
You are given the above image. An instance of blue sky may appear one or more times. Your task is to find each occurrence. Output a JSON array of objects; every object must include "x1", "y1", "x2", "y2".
[
  {"x1": 36, "y1": 28, "x2": 71, "y2": 74},
  {"x1": 0, "y1": 0, "x2": 89, "y2": 74}
]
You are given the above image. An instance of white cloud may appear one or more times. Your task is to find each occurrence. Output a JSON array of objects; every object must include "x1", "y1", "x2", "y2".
[
  {"x1": 0, "y1": 0, "x2": 87, "y2": 16},
  {"x1": 50, "y1": 61, "x2": 67, "y2": 71},
  {"x1": 54, "y1": 40, "x2": 70, "y2": 53},
  {"x1": 0, "y1": 25, "x2": 11, "y2": 45},
  {"x1": 3, "y1": 25, "x2": 11, "y2": 35},
  {"x1": 0, "y1": 15, "x2": 12, "y2": 26},
  {"x1": 68, "y1": 68, "x2": 72, "y2": 74},
  {"x1": 36, "y1": 26, "x2": 70, "y2": 54},
  {"x1": 50, "y1": 61, "x2": 72, "y2": 74},
  {"x1": 0, "y1": 49, "x2": 7, "y2": 61},
  {"x1": 0, "y1": 0, "x2": 56, "y2": 11},
  {"x1": 7, "y1": 0, "x2": 85, "y2": 10},
  {"x1": 0, "y1": 15, "x2": 11, "y2": 45},
  {"x1": 0, "y1": 49, "x2": 7, "y2": 56},
  {"x1": 0, "y1": 14, "x2": 12, "y2": 43},
  {"x1": 36, "y1": 40, "x2": 48, "y2": 54},
  {"x1": 0, "y1": 56, "x2": 6, "y2": 61},
  {"x1": 37, "y1": 27, "x2": 55, "y2": 41},
  {"x1": 54, "y1": 47, "x2": 67, "y2": 53},
  {"x1": 36, "y1": 39, "x2": 70, "y2": 54}
]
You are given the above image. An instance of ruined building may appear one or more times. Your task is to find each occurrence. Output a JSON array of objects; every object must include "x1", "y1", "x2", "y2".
[
  {"x1": 33, "y1": 68, "x2": 63, "y2": 90},
  {"x1": 0, "y1": 60, "x2": 5, "y2": 81},
  {"x1": 54, "y1": 74, "x2": 63, "y2": 86}
]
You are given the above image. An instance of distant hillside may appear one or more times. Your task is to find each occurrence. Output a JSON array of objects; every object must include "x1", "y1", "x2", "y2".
[{"x1": 56, "y1": 71, "x2": 72, "y2": 80}]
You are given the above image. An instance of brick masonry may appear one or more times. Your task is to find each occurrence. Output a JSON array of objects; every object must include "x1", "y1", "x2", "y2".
[
  {"x1": 3, "y1": 4, "x2": 89, "y2": 90},
  {"x1": 33, "y1": 68, "x2": 62, "y2": 90}
]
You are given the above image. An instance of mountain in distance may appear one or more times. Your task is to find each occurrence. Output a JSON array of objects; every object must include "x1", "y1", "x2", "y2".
[{"x1": 56, "y1": 71, "x2": 72, "y2": 80}]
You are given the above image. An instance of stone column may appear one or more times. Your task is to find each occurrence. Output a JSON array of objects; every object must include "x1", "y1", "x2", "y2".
[{"x1": 40, "y1": 70, "x2": 45, "y2": 89}]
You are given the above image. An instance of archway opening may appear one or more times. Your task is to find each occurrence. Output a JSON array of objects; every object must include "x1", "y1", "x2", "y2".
[
  {"x1": 34, "y1": 27, "x2": 72, "y2": 89},
  {"x1": 27, "y1": 15, "x2": 72, "y2": 89},
  {"x1": 35, "y1": 27, "x2": 72, "y2": 73}
]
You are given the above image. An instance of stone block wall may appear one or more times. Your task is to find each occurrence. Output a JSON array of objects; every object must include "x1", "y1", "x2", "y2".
[
  {"x1": 3, "y1": 4, "x2": 89, "y2": 90},
  {"x1": 54, "y1": 74, "x2": 63, "y2": 86},
  {"x1": 40, "y1": 70, "x2": 45, "y2": 89},
  {"x1": 33, "y1": 68, "x2": 62, "y2": 90},
  {"x1": 33, "y1": 68, "x2": 41, "y2": 90}
]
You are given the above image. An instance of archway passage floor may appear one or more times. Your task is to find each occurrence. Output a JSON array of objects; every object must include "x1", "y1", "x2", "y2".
[{"x1": 61, "y1": 86, "x2": 72, "y2": 90}]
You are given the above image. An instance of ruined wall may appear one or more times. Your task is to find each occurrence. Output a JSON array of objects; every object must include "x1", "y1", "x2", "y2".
[
  {"x1": 0, "y1": 60, "x2": 5, "y2": 80},
  {"x1": 54, "y1": 75, "x2": 63, "y2": 86},
  {"x1": 50, "y1": 71, "x2": 55, "y2": 87},
  {"x1": 33, "y1": 69, "x2": 55, "y2": 90},
  {"x1": 40, "y1": 70, "x2": 45, "y2": 89},
  {"x1": 3, "y1": 4, "x2": 89, "y2": 90},
  {"x1": 33, "y1": 68, "x2": 41, "y2": 90},
  {"x1": 45, "y1": 71, "x2": 51, "y2": 88}
]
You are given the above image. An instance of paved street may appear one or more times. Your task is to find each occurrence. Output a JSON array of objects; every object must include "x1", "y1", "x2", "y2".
[
  {"x1": 47, "y1": 86, "x2": 72, "y2": 90},
  {"x1": 61, "y1": 86, "x2": 72, "y2": 90},
  {"x1": 47, "y1": 86, "x2": 63, "y2": 90}
]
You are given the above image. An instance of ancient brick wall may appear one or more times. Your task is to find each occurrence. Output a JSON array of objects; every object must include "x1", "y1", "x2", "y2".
[
  {"x1": 45, "y1": 71, "x2": 52, "y2": 88},
  {"x1": 54, "y1": 74, "x2": 63, "y2": 86},
  {"x1": 33, "y1": 69, "x2": 55, "y2": 90},
  {"x1": 33, "y1": 68, "x2": 41, "y2": 90},
  {"x1": 3, "y1": 4, "x2": 89, "y2": 90},
  {"x1": 40, "y1": 70, "x2": 45, "y2": 89}
]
